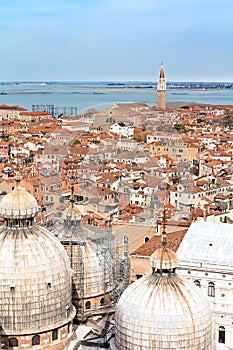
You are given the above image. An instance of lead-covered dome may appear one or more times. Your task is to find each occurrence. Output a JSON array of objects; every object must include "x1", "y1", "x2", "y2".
[
  {"x1": 0, "y1": 180, "x2": 75, "y2": 336},
  {"x1": 114, "y1": 246, "x2": 214, "y2": 350},
  {"x1": 53, "y1": 203, "x2": 113, "y2": 299}
]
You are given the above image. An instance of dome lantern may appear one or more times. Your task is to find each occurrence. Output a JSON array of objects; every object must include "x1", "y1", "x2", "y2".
[
  {"x1": 150, "y1": 206, "x2": 178, "y2": 274},
  {"x1": 62, "y1": 186, "x2": 82, "y2": 226},
  {"x1": 0, "y1": 173, "x2": 39, "y2": 225}
]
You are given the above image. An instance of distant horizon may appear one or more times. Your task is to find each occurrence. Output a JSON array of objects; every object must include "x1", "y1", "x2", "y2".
[{"x1": 1, "y1": 80, "x2": 233, "y2": 84}]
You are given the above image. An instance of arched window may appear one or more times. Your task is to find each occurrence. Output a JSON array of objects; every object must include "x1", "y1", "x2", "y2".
[
  {"x1": 32, "y1": 335, "x2": 40, "y2": 346},
  {"x1": 194, "y1": 280, "x2": 201, "y2": 288},
  {"x1": 144, "y1": 236, "x2": 150, "y2": 243},
  {"x1": 85, "y1": 301, "x2": 91, "y2": 310},
  {"x1": 52, "y1": 329, "x2": 58, "y2": 341},
  {"x1": 208, "y1": 282, "x2": 215, "y2": 297},
  {"x1": 9, "y1": 337, "x2": 18, "y2": 347},
  {"x1": 219, "y1": 326, "x2": 225, "y2": 343},
  {"x1": 100, "y1": 297, "x2": 105, "y2": 306}
]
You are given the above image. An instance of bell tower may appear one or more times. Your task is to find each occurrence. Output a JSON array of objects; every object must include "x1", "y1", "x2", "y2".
[{"x1": 157, "y1": 62, "x2": 166, "y2": 110}]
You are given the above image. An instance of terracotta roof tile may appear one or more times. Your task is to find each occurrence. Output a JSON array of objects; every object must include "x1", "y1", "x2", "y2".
[{"x1": 131, "y1": 229, "x2": 187, "y2": 257}]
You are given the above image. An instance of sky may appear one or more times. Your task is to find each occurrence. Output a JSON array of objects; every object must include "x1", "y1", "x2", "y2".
[{"x1": 1, "y1": 0, "x2": 233, "y2": 82}]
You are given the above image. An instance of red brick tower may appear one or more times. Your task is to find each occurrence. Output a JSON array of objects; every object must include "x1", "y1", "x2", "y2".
[{"x1": 157, "y1": 63, "x2": 166, "y2": 110}]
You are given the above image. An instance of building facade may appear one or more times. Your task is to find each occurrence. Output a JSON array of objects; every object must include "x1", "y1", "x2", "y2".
[{"x1": 177, "y1": 221, "x2": 233, "y2": 349}]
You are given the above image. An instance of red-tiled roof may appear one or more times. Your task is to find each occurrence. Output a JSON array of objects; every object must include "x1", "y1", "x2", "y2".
[
  {"x1": 131, "y1": 229, "x2": 187, "y2": 257},
  {"x1": 0, "y1": 104, "x2": 26, "y2": 111}
]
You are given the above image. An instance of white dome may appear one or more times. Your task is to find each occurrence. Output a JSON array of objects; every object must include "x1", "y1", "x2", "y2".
[
  {"x1": 53, "y1": 223, "x2": 113, "y2": 299},
  {"x1": 0, "y1": 224, "x2": 75, "y2": 335},
  {"x1": 115, "y1": 273, "x2": 213, "y2": 350},
  {"x1": 53, "y1": 201, "x2": 113, "y2": 301},
  {"x1": 76, "y1": 240, "x2": 112, "y2": 298},
  {"x1": 114, "y1": 246, "x2": 214, "y2": 350},
  {"x1": 0, "y1": 185, "x2": 38, "y2": 219}
]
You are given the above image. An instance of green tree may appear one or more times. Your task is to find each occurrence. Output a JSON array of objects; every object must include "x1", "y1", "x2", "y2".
[
  {"x1": 173, "y1": 123, "x2": 186, "y2": 133},
  {"x1": 70, "y1": 138, "x2": 81, "y2": 146}
]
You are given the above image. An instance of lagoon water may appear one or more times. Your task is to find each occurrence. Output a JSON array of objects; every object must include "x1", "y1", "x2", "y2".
[{"x1": 0, "y1": 82, "x2": 232, "y2": 113}]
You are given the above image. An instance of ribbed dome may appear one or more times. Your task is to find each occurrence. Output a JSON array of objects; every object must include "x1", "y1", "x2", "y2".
[
  {"x1": 0, "y1": 184, "x2": 38, "y2": 219},
  {"x1": 0, "y1": 224, "x2": 75, "y2": 335},
  {"x1": 114, "y1": 234, "x2": 214, "y2": 350},
  {"x1": 53, "y1": 211, "x2": 113, "y2": 299},
  {"x1": 76, "y1": 239, "x2": 113, "y2": 297},
  {"x1": 115, "y1": 273, "x2": 213, "y2": 350}
]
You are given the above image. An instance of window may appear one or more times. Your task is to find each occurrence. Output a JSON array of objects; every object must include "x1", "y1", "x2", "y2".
[
  {"x1": 145, "y1": 236, "x2": 150, "y2": 243},
  {"x1": 100, "y1": 298, "x2": 105, "y2": 306},
  {"x1": 52, "y1": 329, "x2": 58, "y2": 341},
  {"x1": 219, "y1": 326, "x2": 225, "y2": 344},
  {"x1": 32, "y1": 335, "x2": 40, "y2": 346},
  {"x1": 85, "y1": 301, "x2": 91, "y2": 310},
  {"x1": 194, "y1": 280, "x2": 201, "y2": 288},
  {"x1": 9, "y1": 338, "x2": 18, "y2": 347},
  {"x1": 208, "y1": 282, "x2": 215, "y2": 297}
]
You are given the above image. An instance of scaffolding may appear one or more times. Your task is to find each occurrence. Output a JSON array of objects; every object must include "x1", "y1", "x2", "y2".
[
  {"x1": 32, "y1": 104, "x2": 78, "y2": 117},
  {"x1": 122, "y1": 235, "x2": 130, "y2": 291},
  {"x1": 76, "y1": 241, "x2": 85, "y2": 321},
  {"x1": 56, "y1": 220, "x2": 130, "y2": 323}
]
